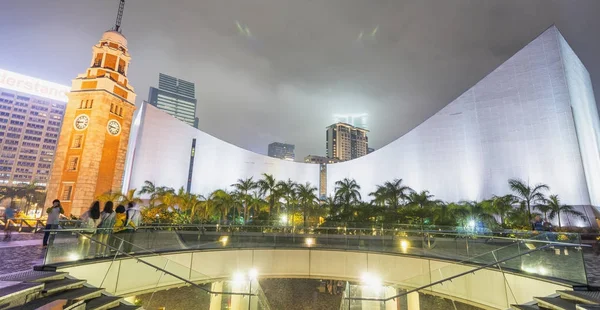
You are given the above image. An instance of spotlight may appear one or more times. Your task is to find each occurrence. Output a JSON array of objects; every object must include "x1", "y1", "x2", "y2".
[{"x1": 305, "y1": 238, "x2": 315, "y2": 247}]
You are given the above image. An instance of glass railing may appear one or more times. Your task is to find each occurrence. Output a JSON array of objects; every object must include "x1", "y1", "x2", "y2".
[
  {"x1": 340, "y1": 238, "x2": 584, "y2": 309},
  {"x1": 42, "y1": 225, "x2": 587, "y2": 286},
  {"x1": 43, "y1": 229, "x2": 270, "y2": 310}
]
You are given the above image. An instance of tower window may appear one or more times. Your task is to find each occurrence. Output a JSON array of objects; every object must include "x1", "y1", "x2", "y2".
[
  {"x1": 67, "y1": 156, "x2": 79, "y2": 171},
  {"x1": 71, "y1": 135, "x2": 83, "y2": 149},
  {"x1": 61, "y1": 184, "x2": 73, "y2": 201},
  {"x1": 110, "y1": 103, "x2": 114, "y2": 113}
]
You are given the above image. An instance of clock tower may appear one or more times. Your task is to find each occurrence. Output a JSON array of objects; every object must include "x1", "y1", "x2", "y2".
[{"x1": 45, "y1": 2, "x2": 136, "y2": 216}]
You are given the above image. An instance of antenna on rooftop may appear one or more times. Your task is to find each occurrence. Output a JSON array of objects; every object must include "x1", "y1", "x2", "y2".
[{"x1": 113, "y1": 0, "x2": 126, "y2": 32}]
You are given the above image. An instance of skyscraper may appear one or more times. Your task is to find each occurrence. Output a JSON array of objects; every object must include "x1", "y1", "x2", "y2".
[
  {"x1": 148, "y1": 73, "x2": 197, "y2": 128},
  {"x1": 0, "y1": 68, "x2": 70, "y2": 187},
  {"x1": 267, "y1": 142, "x2": 295, "y2": 161},
  {"x1": 333, "y1": 113, "x2": 368, "y2": 130},
  {"x1": 45, "y1": 4, "x2": 137, "y2": 216},
  {"x1": 326, "y1": 123, "x2": 369, "y2": 161}
]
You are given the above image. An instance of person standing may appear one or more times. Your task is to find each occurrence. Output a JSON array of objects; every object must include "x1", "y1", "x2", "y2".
[
  {"x1": 123, "y1": 202, "x2": 141, "y2": 253},
  {"x1": 96, "y1": 201, "x2": 116, "y2": 256},
  {"x1": 113, "y1": 205, "x2": 136, "y2": 252},
  {"x1": 43, "y1": 199, "x2": 65, "y2": 247},
  {"x1": 79, "y1": 201, "x2": 102, "y2": 258},
  {"x1": 3, "y1": 205, "x2": 16, "y2": 241}
]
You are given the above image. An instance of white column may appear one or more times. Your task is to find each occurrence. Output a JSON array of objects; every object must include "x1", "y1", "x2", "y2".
[
  {"x1": 209, "y1": 282, "x2": 223, "y2": 310},
  {"x1": 407, "y1": 292, "x2": 420, "y2": 310}
]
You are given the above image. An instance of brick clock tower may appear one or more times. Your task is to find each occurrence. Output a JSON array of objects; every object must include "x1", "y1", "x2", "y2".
[{"x1": 45, "y1": 2, "x2": 136, "y2": 216}]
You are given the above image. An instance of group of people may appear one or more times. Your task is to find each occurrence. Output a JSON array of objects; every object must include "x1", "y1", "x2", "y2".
[{"x1": 42, "y1": 199, "x2": 141, "y2": 258}]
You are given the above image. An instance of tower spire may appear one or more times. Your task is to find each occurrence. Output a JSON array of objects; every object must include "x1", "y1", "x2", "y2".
[{"x1": 113, "y1": 0, "x2": 125, "y2": 32}]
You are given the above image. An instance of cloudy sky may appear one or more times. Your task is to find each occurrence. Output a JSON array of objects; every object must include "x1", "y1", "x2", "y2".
[{"x1": 1, "y1": 0, "x2": 599, "y2": 159}]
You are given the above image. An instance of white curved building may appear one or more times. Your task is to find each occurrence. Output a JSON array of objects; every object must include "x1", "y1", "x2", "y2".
[{"x1": 125, "y1": 26, "x2": 600, "y2": 214}]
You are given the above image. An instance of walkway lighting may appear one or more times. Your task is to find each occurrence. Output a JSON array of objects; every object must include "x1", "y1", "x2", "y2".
[
  {"x1": 400, "y1": 239, "x2": 410, "y2": 253},
  {"x1": 68, "y1": 252, "x2": 80, "y2": 261},
  {"x1": 232, "y1": 271, "x2": 245, "y2": 283},
  {"x1": 248, "y1": 268, "x2": 258, "y2": 280},
  {"x1": 305, "y1": 237, "x2": 315, "y2": 247},
  {"x1": 219, "y1": 236, "x2": 229, "y2": 246},
  {"x1": 361, "y1": 272, "x2": 382, "y2": 288},
  {"x1": 280, "y1": 214, "x2": 287, "y2": 225}
]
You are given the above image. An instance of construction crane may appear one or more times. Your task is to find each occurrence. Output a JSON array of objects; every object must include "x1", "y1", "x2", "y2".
[{"x1": 114, "y1": 0, "x2": 125, "y2": 32}]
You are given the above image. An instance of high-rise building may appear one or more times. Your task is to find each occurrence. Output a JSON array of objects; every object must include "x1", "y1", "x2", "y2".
[
  {"x1": 0, "y1": 69, "x2": 70, "y2": 187},
  {"x1": 267, "y1": 142, "x2": 295, "y2": 161},
  {"x1": 333, "y1": 113, "x2": 368, "y2": 130},
  {"x1": 326, "y1": 123, "x2": 369, "y2": 161},
  {"x1": 148, "y1": 73, "x2": 197, "y2": 128},
  {"x1": 45, "y1": 5, "x2": 137, "y2": 216},
  {"x1": 304, "y1": 155, "x2": 340, "y2": 165}
]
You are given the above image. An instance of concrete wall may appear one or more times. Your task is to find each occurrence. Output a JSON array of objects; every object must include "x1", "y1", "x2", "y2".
[
  {"x1": 126, "y1": 103, "x2": 320, "y2": 197},
  {"x1": 328, "y1": 26, "x2": 596, "y2": 207},
  {"x1": 59, "y1": 249, "x2": 571, "y2": 310},
  {"x1": 558, "y1": 32, "x2": 600, "y2": 207}
]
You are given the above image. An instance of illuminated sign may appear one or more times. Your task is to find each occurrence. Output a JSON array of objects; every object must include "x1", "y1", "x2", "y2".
[{"x1": 0, "y1": 68, "x2": 70, "y2": 102}]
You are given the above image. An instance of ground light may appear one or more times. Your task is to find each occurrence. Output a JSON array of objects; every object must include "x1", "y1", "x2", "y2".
[
  {"x1": 219, "y1": 236, "x2": 229, "y2": 246},
  {"x1": 279, "y1": 214, "x2": 287, "y2": 225},
  {"x1": 399, "y1": 239, "x2": 410, "y2": 253},
  {"x1": 68, "y1": 252, "x2": 80, "y2": 261},
  {"x1": 305, "y1": 237, "x2": 315, "y2": 247}
]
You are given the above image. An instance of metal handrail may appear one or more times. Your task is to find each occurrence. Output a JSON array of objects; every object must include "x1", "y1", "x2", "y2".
[
  {"x1": 42, "y1": 224, "x2": 584, "y2": 246},
  {"x1": 344, "y1": 242, "x2": 566, "y2": 302},
  {"x1": 74, "y1": 232, "x2": 254, "y2": 297}
]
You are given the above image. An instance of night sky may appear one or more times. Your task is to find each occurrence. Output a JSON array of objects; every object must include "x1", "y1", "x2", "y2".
[{"x1": 1, "y1": 0, "x2": 599, "y2": 160}]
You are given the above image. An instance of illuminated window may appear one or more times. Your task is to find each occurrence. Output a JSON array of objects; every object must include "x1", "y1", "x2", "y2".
[
  {"x1": 67, "y1": 156, "x2": 79, "y2": 171},
  {"x1": 71, "y1": 135, "x2": 83, "y2": 148},
  {"x1": 61, "y1": 184, "x2": 73, "y2": 201}
]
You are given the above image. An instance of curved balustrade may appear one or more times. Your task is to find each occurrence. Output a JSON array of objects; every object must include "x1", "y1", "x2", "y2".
[{"x1": 43, "y1": 224, "x2": 588, "y2": 285}]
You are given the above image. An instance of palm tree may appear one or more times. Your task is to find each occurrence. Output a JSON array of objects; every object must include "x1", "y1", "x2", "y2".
[
  {"x1": 97, "y1": 189, "x2": 143, "y2": 207},
  {"x1": 247, "y1": 192, "x2": 268, "y2": 220},
  {"x1": 536, "y1": 204, "x2": 552, "y2": 222},
  {"x1": 508, "y1": 179, "x2": 549, "y2": 223},
  {"x1": 210, "y1": 189, "x2": 237, "y2": 224},
  {"x1": 487, "y1": 195, "x2": 516, "y2": 227},
  {"x1": 334, "y1": 178, "x2": 362, "y2": 214},
  {"x1": 176, "y1": 190, "x2": 205, "y2": 223},
  {"x1": 20, "y1": 182, "x2": 41, "y2": 216},
  {"x1": 452, "y1": 200, "x2": 497, "y2": 228},
  {"x1": 277, "y1": 179, "x2": 297, "y2": 224},
  {"x1": 405, "y1": 190, "x2": 440, "y2": 225},
  {"x1": 382, "y1": 179, "x2": 412, "y2": 209},
  {"x1": 369, "y1": 186, "x2": 388, "y2": 207},
  {"x1": 257, "y1": 174, "x2": 278, "y2": 220},
  {"x1": 297, "y1": 182, "x2": 318, "y2": 227},
  {"x1": 231, "y1": 177, "x2": 258, "y2": 224},
  {"x1": 546, "y1": 195, "x2": 585, "y2": 230},
  {"x1": 138, "y1": 180, "x2": 157, "y2": 197}
]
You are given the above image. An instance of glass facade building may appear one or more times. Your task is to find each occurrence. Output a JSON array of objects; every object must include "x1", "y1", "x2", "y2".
[
  {"x1": 0, "y1": 68, "x2": 69, "y2": 187},
  {"x1": 148, "y1": 73, "x2": 197, "y2": 128},
  {"x1": 267, "y1": 142, "x2": 295, "y2": 161}
]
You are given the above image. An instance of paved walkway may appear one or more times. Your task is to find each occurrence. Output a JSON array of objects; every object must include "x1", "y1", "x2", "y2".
[{"x1": 0, "y1": 234, "x2": 45, "y2": 273}]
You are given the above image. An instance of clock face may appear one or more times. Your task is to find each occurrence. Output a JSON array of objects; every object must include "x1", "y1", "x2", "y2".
[
  {"x1": 107, "y1": 119, "x2": 121, "y2": 136},
  {"x1": 73, "y1": 114, "x2": 89, "y2": 130}
]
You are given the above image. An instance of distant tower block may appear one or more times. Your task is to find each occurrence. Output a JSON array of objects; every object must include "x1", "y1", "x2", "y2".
[{"x1": 45, "y1": 2, "x2": 136, "y2": 216}]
